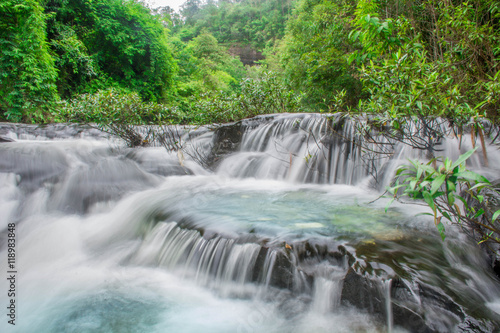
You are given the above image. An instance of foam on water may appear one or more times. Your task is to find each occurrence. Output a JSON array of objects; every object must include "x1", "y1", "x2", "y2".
[{"x1": 1, "y1": 116, "x2": 500, "y2": 332}]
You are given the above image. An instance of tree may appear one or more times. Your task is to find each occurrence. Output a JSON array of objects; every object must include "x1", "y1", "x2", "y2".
[
  {"x1": 177, "y1": 0, "x2": 295, "y2": 49},
  {"x1": 277, "y1": 0, "x2": 363, "y2": 111},
  {"x1": 0, "y1": 0, "x2": 59, "y2": 122},
  {"x1": 174, "y1": 31, "x2": 246, "y2": 96},
  {"x1": 347, "y1": 0, "x2": 500, "y2": 124},
  {"x1": 44, "y1": 0, "x2": 177, "y2": 102}
]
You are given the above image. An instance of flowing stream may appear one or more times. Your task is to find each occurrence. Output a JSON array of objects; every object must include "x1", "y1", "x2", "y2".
[{"x1": 1, "y1": 114, "x2": 500, "y2": 332}]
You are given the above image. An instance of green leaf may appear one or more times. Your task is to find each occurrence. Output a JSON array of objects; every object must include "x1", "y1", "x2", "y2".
[
  {"x1": 416, "y1": 212, "x2": 435, "y2": 217},
  {"x1": 478, "y1": 231, "x2": 494, "y2": 244},
  {"x1": 447, "y1": 192, "x2": 455, "y2": 206},
  {"x1": 469, "y1": 182, "x2": 490, "y2": 191},
  {"x1": 388, "y1": 184, "x2": 406, "y2": 193},
  {"x1": 430, "y1": 174, "x2": 446, "y2": 195},
  {"x1": 444, "y1": 158, "x2": 452, "y2": 171},
  {"x1": 451, "y1": 148, "x2": 477, "y2": 169},
  {"x1": 446, "y1": 180, "x2": 456, "y2": 193},
  {"x1": 385, "y1": 198, "x2": 395, "y2": 213},
  {"x1": 420, "y1": 181, "x2": 430, "y2": 188},
  {"x1": 456, "y1": 196, "x2": 469, "y2": 209},
  {"x1": 436, "y1": 222, "x2": 446, "y2": 241},
  {"x1": 492, "y1": 210, "x2": 500, "y2": 222},
  {"x1": 416, "y1": 165, "x2": 423, "y2": 181},
  {"x1": 416, "y1": 101, "x2": 423, "y2": 111},
  {"x1": 441, "y1": 211, "x2": 452, "y2": 221},
  {"x1": 456, "y1": 171, "x2": 490, "y2": 184},
  {"x1": 474, "y1": 208, "x2": 485, "y2": 219},
  {"x1": 351, "y1": 31, "x2": 360, "y2": 41},
  {"x1": 395, "y1": 166, "x2": 407, "y2": 176},
  {"x1": 422, "y1": 191, "x2": 436, "y2": 213},
  {"x1": 477, "y1": 195, "x2": 484, "y2": 204}
]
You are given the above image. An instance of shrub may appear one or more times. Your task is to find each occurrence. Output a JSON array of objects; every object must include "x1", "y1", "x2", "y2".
[
  {"x1": 59, "y1": 88, "x2": 185, "y2": 125},
  {"x1": 387, "y1": 149, "x2": 500, "y2": 251},
  {"x1": 189, "y1": 70, "x2": 304, "y2": 124}
]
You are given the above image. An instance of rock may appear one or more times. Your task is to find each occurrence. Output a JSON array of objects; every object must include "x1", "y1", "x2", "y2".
[
  {"x1": 268, "y1": 249, "x2": 296, "y2": 290},
  {"x1": 206, "y1": 122, "x2": 244, "y2": 168},
  {"x1": 341, "y1": 268, "x2": 385, "y2": 315},
  {"x1": 0, "y1": 143, "x2": 69, "y2": 191},
  {"x1": 465, "y1": 179, "x2": 500, "y2": 278},
  {"x1": 228, "y1": 44, "x2": 265, "y2": 66}
]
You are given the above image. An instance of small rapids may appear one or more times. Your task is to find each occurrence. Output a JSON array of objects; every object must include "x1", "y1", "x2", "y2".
[{"x1": 1, "y1": 114, "x2": 500, "y2": 332}]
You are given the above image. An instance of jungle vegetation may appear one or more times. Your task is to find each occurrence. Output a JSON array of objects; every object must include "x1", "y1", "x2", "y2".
[{"x1": 1, "y1": 0, "x2": 498, "y2": 125}]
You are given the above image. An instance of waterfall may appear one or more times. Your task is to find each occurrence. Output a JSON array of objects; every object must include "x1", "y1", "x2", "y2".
[
  {"x1": 1, "y1": 115, "x2": 500, "y2": 333},
  {"x1": 383, "y1": 279, "x2": 393, "y2": 333},
  {"x1": 311, "y1": 265, "x2": 346, "y2": 313},
  {"x1": 216, "y1": 114, "x2": 500, "y2": 187}
]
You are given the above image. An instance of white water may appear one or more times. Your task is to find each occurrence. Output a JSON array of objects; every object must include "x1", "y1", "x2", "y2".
[
  {"x1": 0, "y1": 173, "x2": 396, "y2": 332},
  {"x1": 1, "y1": 115, "x2": 500, "y2": 332}
]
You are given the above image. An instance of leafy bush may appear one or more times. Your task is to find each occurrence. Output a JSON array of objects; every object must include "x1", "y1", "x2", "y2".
[
  {"x1": 387, "y1": 149, "x2": 500, "y2": 249},
  {"x1": 172, "y1": 31, "x2": 246, "y2": 98},
  {"x1": 45, "y1": 0, "x2": 177, "y2": 102},
  {"x1": 59, "y1": 88, "x2": 185, "y2": 125},
  {"x1": 0, "y1": 0, "x2": 59, "y2": 123},
  {"x1": 187, "y1": 70, "x2": 303, "y2": 124},
  {"x1": 347, "y1": 0, "x2": 500, "y2": 125}
]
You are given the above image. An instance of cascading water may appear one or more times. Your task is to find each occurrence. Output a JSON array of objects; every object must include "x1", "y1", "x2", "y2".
[{"x1": 1, "y1": 114, "x2": 500, "y2": 332}]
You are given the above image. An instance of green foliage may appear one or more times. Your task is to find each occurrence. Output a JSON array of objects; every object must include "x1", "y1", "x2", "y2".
[
  {"x1": 355, "y1": 44, "x2": 484, "y2": 124},
  {"x1": 176, "y1": 0, "x2": 295, "y2": 49},
  {"x1": 59, "y1": 88, "x2": 184, "y2": 125},
  {"x1": 388, "y1": 149, "x2": 500, "y2": 246},
  {"x1": 0, "y1": 0, "x2": 59, "y2": 122},
  {"x1": 173, "y1": 31, "x2": 246, "y2": 97},
  {"x1": 277, "y1": 0, "x2": 363, "y2": 111},
  {"x1": 347, "y1": 0, "x2": 500, "y2": 124},
  {"x1": 348, "y1": 0, "x2": 403, "y2": 63},
  {"x1": 48, "y1": 22, "x2": 97, "y2": 98},
  {"x1": 45, "y1": 0, "x2": 177, "y2": 102},
  {"x1": 185, "y1": 70, "x2": 303, "y2": 124},
  {"x1": 2, "y1": 0, "x2": 498, "y2": 127}
]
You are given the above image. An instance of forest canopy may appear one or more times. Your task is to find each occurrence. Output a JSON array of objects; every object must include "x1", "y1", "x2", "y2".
[{"x1": 0, "y1": 0, "x2": 498, "y2": 125}]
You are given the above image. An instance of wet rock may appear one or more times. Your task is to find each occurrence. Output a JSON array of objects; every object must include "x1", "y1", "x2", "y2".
[
  {"x1": 50, "y1": 157, "x2": 159, "y2": 214},
  {"x1": 0, "y1": 123, "x2": 107, "y2": 140},
  {"x1": 0, "y1": 143, "x2": 69, "y2": 191},
  {"x1": 292, "y1": 240, "x2": 354, "y2": 273},
  {"x1": 269, "y1": 250, "x2": 296, "y2": 290},
  {"x1": 341, "y1": 268, "x2": 385, "y2": 315},
  {"x1": 390, "y1": 279, "x2": 440, "y2": 333},
  {"x1": 465, "y1": 179, "x2": 500, "y2": 278},
  {"x1": 206, "y1": 122, "x2": 244, "y2": 168},
  {"x1": 251, "y1": 247, "x2": 270, "y2": 282},
  {"x1": 344, "y1": 267, "x2": 500, "y2": 333}
]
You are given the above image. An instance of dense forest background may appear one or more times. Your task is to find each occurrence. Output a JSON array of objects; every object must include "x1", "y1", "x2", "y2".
[{"x1": 1, "y1": 0, "x2": 499, "y2": 125}]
